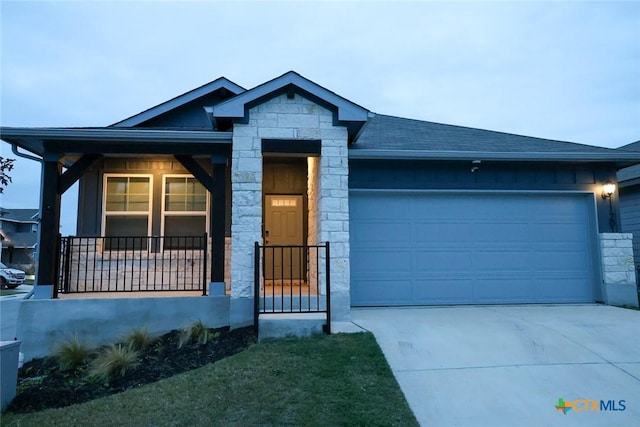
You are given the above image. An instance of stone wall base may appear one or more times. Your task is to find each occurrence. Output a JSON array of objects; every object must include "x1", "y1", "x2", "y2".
[{"x1": 599, "y1": 233, "x2": 639, "y2": 307}]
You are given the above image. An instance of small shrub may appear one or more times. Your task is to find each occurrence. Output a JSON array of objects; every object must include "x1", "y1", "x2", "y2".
[
  {"x1": 91, "y1": 344, "x2": 139, "y2": 383},
  {"x1": 123, "y1": 327, "x2": 156, "y2": 351},
  {"x1": 55, "y1": 335, "x2": 91, "y2": 371},
  {"x1": 178, "y1": 320, "x2": 220, "y2": 348}
]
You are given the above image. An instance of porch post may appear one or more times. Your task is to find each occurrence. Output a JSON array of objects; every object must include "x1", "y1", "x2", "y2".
[
  {"x1": 211, "y1": 155, "x2": 227, "y2": 286},
  {"x1": 36, "y1": 153, "x2": 62, "y2": 298}
]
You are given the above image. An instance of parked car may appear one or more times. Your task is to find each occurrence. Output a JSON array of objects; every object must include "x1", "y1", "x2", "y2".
[{"x1": 0, "y1": 262, "x2": 25, "y2": 289}]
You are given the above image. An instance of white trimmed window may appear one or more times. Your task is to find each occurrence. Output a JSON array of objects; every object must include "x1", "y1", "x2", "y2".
[
  {"x1": 102, "y1": 174, "x2": 152, "y2": 249},
  {"x1": 162, "y1": 175, "x2": 208, "y2": 249}
]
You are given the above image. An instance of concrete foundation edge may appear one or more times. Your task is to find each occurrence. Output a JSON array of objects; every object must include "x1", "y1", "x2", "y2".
[
  {"x1": 16, "y1": 296, "x2": 230, "y2": 361},
  {"x1": 0, "y1": 340, "x2": 21, "y2": 413},
  {"x1": 605, "y1": 283, "x2": 640, "y2": 307}
]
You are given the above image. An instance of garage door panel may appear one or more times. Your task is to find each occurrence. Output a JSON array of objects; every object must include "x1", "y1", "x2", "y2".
[
  {"x1": 412, "y1": 279, "x2": 474, "y2": 304},
  {"x1": 351, "y1": 198, "x2": 409, "y2": 219},
  {"x1": 473, "y1": 278, "x2": 535, "y2": 302},
  {"x1": 412, "y1": 250, "x2": 473, "y2": 271},
  {"x1": 351, "y1": 249, "x2": 411, "y2": 272},
  {"x1": 412, "y1": 222, "x2": 471, "y2": 244},
  {"x1": 530, "y1": 249, "x2": 588, "y2": 269},
  {"x1": 351, "y1": 278, "x2": 413, "y2": 305},
  {"x1": 472, "y1": 250, "x2": 530, "y2": 270},
  {"x1": 530, "y1": 223, "x2": 589, "y2": 242},
  {"x1": 469, "y1": 223, "x2": 530, "y2": 242},
  {"x1": 350, "y1": 192, "x2": 598, "y2": 306},
  {"x1": 534, "y1": 279, "x2": 593, "y2": 302},
  {"x1": 350, "y1": 220, "x2": 408, "y2": 244}
]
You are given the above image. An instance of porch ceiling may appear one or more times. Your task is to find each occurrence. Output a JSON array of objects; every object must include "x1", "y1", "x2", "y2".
[{"x1": 0, "y1": 127, "x2": 233, "y2": 157}]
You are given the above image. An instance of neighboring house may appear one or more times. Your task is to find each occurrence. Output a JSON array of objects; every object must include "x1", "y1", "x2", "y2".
[
  {"x1": 616, "y1": 140, "x2": 640, "y2": 281},
  {"x1": 1, "y1": 71, "x2": 639, "y2": 347},
  {"x1": 0, "y1": 207, "x2": 38, "y2": 272}
]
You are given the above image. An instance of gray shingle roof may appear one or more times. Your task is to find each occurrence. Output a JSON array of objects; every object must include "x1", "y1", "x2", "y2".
[
  {"x1": 617, "y1": 140, "x2": 640, "y2": 152},
  {"x1": 0, "y1": 208, "x2": 39, "y2": 223},
  {"x1": 0, "y1": 231, "x2": 37, "y2": 248},
  {"x1": 353, "y1": 114, "x2": 619, "y2": 154}
]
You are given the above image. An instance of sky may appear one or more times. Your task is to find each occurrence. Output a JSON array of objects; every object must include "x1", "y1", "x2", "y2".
[{"x1": 1, "y1": 0, "x2": 639, "y2": 235}]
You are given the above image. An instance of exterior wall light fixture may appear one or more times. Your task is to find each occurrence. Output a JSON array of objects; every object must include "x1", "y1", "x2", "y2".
[
  {"x1": 601, "y1": 182, "x2": 617, "y2": 232},
  {"x1": 602, "y1": 183, "x2": 616, "y2": 199}
]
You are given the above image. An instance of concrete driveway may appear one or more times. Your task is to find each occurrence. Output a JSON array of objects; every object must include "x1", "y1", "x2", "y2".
[{"x1": 352, "y1": 305, "x2": 640, "y2": 427}]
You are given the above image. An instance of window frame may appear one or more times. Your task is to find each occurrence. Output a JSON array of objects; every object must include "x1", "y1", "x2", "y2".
[
  {"x1": 160, "y1": 174, "x2": 210, "y2": 248},
  {"x1": 101, "y1": 173, "x2": 154, "y2": 244}
]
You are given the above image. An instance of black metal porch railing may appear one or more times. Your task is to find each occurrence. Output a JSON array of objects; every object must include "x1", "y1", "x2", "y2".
[
  {"x1": 254, "y1": 242, "x2": 331, "y2": 336},
  {"x1": 58, "y1": 234, "x2": 207, "y2": 295}
]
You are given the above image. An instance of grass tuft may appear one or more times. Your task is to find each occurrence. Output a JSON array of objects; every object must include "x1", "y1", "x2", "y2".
[
  {"x1": 91, "y1": 344, "x2": 139, "y2": 383},
  {"x1": 123, "y1": 327, "x2": 156, "y2": 351},
  {"x1": 178, "y1": 320, "x2": 220, "y2": 348},
  {"x1": 55, "y1": 335, "x2": 92, "y2": 371}
]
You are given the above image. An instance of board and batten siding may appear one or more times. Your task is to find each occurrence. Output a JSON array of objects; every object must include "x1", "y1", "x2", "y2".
[
  {"x1": 349, "y1": 159, "x2": 618, "y2": 233},
  {"x1": 620, "y1": 185, "x2": 640, "y2": 267}
]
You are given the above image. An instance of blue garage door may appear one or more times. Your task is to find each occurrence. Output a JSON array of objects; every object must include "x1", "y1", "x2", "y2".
[{"x1": 350, "y1": 192, "x2": 600, "y2": 306}]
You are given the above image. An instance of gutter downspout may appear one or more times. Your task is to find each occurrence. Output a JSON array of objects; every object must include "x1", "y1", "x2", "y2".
[{"x1": 10, "y1": 145, "x2": 42, "y2": 300}]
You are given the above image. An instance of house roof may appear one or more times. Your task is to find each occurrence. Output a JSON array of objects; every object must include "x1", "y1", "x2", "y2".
[
  {"x1": 210, "y1": 71, "x2": 369, "y2": 140},
  {"x1": 2, "y1": 71, "x2": 639, "y2": 165},
  {"x1": 615, "y1": 140, "x2": 640, "y2": 184},
  {"x1": 617, "y1": 140, "x2": 640, "y2": 152},
  {"x1": 0, "y1": 230, "x2": 37, "y2": 249},
  {"x1": 111, "y1": 77, "x2": 246, "y2": 127},
  {"x1": 350, "y1": 114, "x2": 640, "y2": 163},
  {"x1": 0, "y1": 208, "x2": 39, "y2": 224},
  {"x1": 0, "y1": 127, "x2": 232, "y2": 157}
]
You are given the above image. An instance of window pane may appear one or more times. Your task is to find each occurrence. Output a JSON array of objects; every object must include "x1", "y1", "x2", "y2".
[
  {"x1": 164, "y1": 215, "x2": 206, "y2": 249},
  {"x1": 105, "y1": 176, "x2": 150, "y2": 212},
  {"x1": 106, "y1": 195, "x2": 126, "y2": 211},
  {"x1": 187, "y1": 195, "x2": 206, "y2": 211},
  {"x1": 165, "y1": 177, "x2": 206, "y2": 212},
  {"x1": 129, "y1": 178, "x2": 150, "y2": 194},
  {"x1": 104, "y1": 216, "x2": 148, "y2": 250}
]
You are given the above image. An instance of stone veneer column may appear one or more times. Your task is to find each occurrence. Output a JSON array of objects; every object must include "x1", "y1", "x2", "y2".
[
  {"x1": 599, "y1": 233, "x2": 639, "y2": 307},
  {"x1": 230, "y1": 93, "x2": 352, "y2": 327}
]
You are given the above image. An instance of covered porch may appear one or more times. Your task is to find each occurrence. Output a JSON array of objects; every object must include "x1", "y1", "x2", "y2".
[{"x1": 1, "y1": 127, "x2": 233, "y2": 298}]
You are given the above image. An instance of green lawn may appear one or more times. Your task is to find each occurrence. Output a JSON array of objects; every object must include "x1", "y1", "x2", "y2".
[
  {"x1": 0, "y1": 289, "x2": 25, "y2": 297},
  {"x1": 2, "y1": 333, "x2": 418, "y2": 427}
]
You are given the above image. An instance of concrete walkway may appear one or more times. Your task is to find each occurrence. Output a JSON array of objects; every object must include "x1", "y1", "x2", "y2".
[{"x1": 352, "y1": 305, "x2": 640, "y2": 427}]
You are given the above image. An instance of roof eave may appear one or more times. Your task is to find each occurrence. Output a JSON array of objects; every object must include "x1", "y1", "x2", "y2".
[
  {"x1": 348, "y1": 149, "x2": 640, "y2": 164},
  {"x1": 1, "y1": 127, "x2": 233, "y2": 157},
  {"x1": 1, "y1": 127, "x2": 232, "y2": 142}
]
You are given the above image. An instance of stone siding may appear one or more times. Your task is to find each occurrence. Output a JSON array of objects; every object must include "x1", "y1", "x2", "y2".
[
  {"x1": 230, "y1": 93, "x2": 351, "y2": 325},
  {"x1": 599, "y1": 233, "x2": 639, "y2": 307}
]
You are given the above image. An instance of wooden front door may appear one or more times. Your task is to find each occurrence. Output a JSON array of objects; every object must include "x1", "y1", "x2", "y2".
[{"x1": 264, "y1": 195, "x2": 304, "y2": 280}]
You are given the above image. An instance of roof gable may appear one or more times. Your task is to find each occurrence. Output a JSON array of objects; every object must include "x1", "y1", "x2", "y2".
[
  {"x1": 111, "y1": 77, "x2": 245, "y2": 128},
  {"x1": 210, "y1": 71, "x2": 369, "y2": 125}
]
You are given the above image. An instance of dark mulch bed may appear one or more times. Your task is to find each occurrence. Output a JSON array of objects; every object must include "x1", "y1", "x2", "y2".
[{"x1": 8, "y1": 326, "x2": 255, "y2": 414}]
